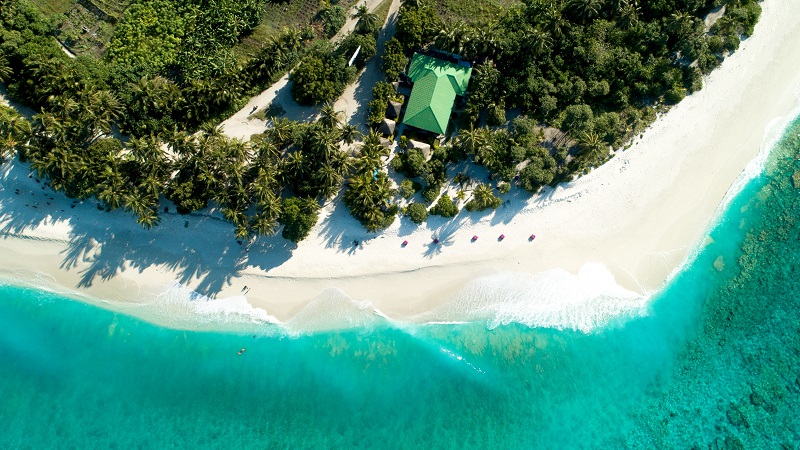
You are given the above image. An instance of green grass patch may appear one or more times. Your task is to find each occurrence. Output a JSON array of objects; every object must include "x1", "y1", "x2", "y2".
[
  {"x1": 262, "y1": 0, "x2": 324, "y2": 34},
  {"x1": 373, "y1": 0, "x2": 394, "y2": 26},
  {"x1": 29, "y1": 0, "x2": 75, "y2": 15},
  {"x1": 433, "y1": 0, "x2": 519, "y2": 23},
  {"x1": 232, "y1": 0, "x2": 358, "y2": 65},
  {"x1": 231, "y1": 23, "x2": 275, "y2": 63}
]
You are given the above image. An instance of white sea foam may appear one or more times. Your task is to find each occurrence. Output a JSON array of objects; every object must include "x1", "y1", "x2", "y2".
[
  {"x1": 721, "y1": 90, "x2": 800, "y2": 210},
  {"x1": 139, "y1": 281, "x2": 281, "y2": 329},
  {"x1": 664, "y1": 92, "x2": 800, "y2": 291},
  {"x1": 285, "y1": 288, "x2": 384, "y2": 334},
  {"x1": 428, "y1": 263, "x2": 647, "y2": 333}
]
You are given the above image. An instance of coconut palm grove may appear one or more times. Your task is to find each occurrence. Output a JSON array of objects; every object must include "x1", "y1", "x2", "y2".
[{"x1": 0, "y1": 0, "x2": 760, "y2": 242}]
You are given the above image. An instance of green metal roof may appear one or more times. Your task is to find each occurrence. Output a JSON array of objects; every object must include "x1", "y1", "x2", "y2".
[{"x1": 403, "y1": 53, "x2": 472, "y2": 135}]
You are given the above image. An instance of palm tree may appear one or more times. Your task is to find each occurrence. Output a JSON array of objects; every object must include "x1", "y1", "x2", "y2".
[
  {"x1": 318, "y1": 103, "x2": 343, "y2": 129},
  {"x1": 340, "y1": 123, "x2": 361, "y2": 144},
  {"x1": 457, "y1": 125, "x2": 489, "y2": 157},
  {"x1": 468, "y1": 25, "x2": 498, "y2": 59},
  {"x1": 542, "y1": 1, "x2": 567, "y2": 38},
  {"x1": 84, "y1": 89, "x2": 122, "y2": 134},
  {"x1": 166, "y1": 128, "x2": 197, "y2": 157},
  {"x1": 251, "y1": 168, "x2": 277, "y2": 204},
  {"x1": 436, "y1": 21, "x2": 471, "y2": 55},
  {"x1": 667, "y1": 12, "x2": 697, "y2": 42},
  {"x1": 354, "y1": 132, "x2": 388, "y2": 174},
  {"x1": 354, "y1": 3, "x2": 380, "y2": 34},
  {"x1": 201, "y1": 122, "x2": 225, "y2": 139},
  {"x1": 125, "y1": 190, "x2": 160, "y2": 229},
  {"x1": 228, "y1": 138, "x2": 251, "y2": 164},
  {"x1": 316, "y1": 165, "x2": 344, "y2": 199},
  {"x1": 279, "y1": 27, "x2": 304, "y2": 55},
  {"x1": 0, "y1": 54, "x2": 12, "y2": 83},
  {"x1": 269, "y1": 117, "x2": 294, "y2": 149},
  {"x1": 567, "y1": 0, "x2": 603, "y2": 22},
  {"x1": 139, "y1": 173, "x2": 163, "y2": 200},
  {"x1": 578, "y1": 131, "x2": 607, "y2": 164},
  {"x1": 310, "y1": 127, "x2": 343, "y2": 162},
  {"x1": 617, "y1": 0, "x2": 640, "y2": 29},
  {"x1": 257, "y1": 190, "x2": 283, "y2": 221},
  {"x1": 254, "y1": 140, "x2": 281, "y2": 165},
  {"x1": 97, "y1": 165, "x2": 126, "y2": 210},
  {"x1": 1, "y1": 134, "x2": 18, "y2": 162},
  {"x1": 526, "y1": 28, "x2": 553, "y2": 56},
  {"x1": 470, "y1": 183, "x2": 501, "y2": 210},
  {"x1": 128, "y1": 135, "x2": 168, "y2": 177},
  {"x1": 249, "y1": 210, "x2": 279, "y2": 237},
  {"x1": 283, "y1": 150, "x2": 309, "y2": 181}
]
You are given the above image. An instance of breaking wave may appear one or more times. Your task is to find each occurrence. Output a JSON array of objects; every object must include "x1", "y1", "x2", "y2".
[{"x1": 425, "y1": 263, "x2": 648, "y2": 333}]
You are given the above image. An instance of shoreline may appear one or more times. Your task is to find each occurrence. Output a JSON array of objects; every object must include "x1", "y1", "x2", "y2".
[{"x1": 2, "y1": 0, "x2": 800, "y2": 330}]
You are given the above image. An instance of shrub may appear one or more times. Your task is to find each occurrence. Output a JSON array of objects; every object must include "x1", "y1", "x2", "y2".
[
  {"x1": 497, "y1": 181, "x2": 511, "y2": 194},
  {"x1": 372, "y1": 81, "x2": 394, "y2": 102},
  {"x1": 421, "y1": 184, "x2": 440, "y2": 203},
  {"x1": 338, "y1": 32, "x2": 377, "y2": 67},
  {"x1": 290, "y1": 49, "x2": 348, "y2": 105},
  {"x1": 406, "y1": 202, "x2": 428, "y2": 224},
  {"x1": 422, "y1": 158, "x2": 446, "y2": 186},
  {"x1": 279, "y1": 197, "x2": 320, "y2": 242},
  {"x1": 431, "y1": 195, "x2": 459, "y2": 218},
  {"x1": 319, "y1": 5, "x2": 346, "y2": 38},
  {"x1": 664, "y1": 87, "x2": 686, "y2": 104},
  {"x1": 381, "y1": 38, "x2": 408, "y2": 80},
  {"x1": 397, "y1": 148, "x2": 425, "y2": 178},
  {"x1": 367, "y1": 98, "x2": 387, "y2": 125},
  {"x1": 399, "y1": 179, "x2": 417, "y2": 198},
  {"x1": 398, "y1": 135, "x2": 409, "y2": 149},
  {"x1": 562, "y1": 104, "x2": 595, "y2": 137},
  {"x1": 519, "y1": 160, "x2": 556, "y2": 193},
  {"x1": 390, "y1": 156, "x2": 404, "y2": 173},
  {"x1": 487, "y1": 104, "x2": 506, "y2": 126}
]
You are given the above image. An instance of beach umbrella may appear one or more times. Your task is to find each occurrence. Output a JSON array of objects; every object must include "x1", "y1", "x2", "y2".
[
  {"x1": 529, "y1": 234, "x2": 536, "y2": 241},
  {"x1": 402, "y1": 240, "x2": 408, "y2": 247},
  {"x1": 472, "y1": 235, "x2": 478, "y2": 241},
  {"x1": 499, "y1": 234, "x2": 505, "y2": 241}
]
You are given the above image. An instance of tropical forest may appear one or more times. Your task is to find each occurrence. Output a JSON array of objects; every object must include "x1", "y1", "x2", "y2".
[{"x1": 0, "y1": 0, "x2": 761, "y2": 242}]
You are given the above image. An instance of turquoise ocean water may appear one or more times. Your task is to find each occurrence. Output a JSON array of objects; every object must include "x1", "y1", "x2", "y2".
[{"x1": 2, "y1": 114, "x2": 800, "y2": 448}]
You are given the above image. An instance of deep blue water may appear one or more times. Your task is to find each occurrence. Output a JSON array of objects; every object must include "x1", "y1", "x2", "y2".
[{"x1": 2, "y1": 115, "x2": 800, "y2": 448}]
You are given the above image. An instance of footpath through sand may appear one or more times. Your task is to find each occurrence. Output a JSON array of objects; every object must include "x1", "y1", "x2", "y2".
[{"x1": 219, "y1": 0, "x2": 401, "y2": 140}]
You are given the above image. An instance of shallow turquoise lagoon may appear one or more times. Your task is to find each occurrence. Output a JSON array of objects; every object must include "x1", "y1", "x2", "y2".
[{"x1": 2, "y1": 115, "x2": 800, "y2": 448}]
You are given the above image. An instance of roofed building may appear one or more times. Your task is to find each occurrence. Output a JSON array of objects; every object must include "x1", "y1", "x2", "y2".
[{"x1": 402, "y1": 53, "x2": 472, "y2": 136}]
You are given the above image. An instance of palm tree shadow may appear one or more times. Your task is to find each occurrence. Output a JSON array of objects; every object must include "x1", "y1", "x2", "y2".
[
  {"x1": 489, "y1": 188, "x2": 530, "y2": 226},
  {"x1": 270, "y1": 82, "x2": 319, "y2": 124},
  {"x1": 318, "y1": 193, "x2": 372, "y2": 254},
  {"x1": 423, "y1": 216, "x2": 462, "y2": 258},
  {"x1": 1, "y1": 159, "x2": 297, "y2": 299}
]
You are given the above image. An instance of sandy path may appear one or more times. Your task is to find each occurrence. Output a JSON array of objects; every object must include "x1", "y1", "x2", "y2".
[
  {"x1": 333, "y1": 0, "x2": 402, "y2": 131},
  {"x1": 219, "y1": 0, "x2": 396, "y2": 140}
]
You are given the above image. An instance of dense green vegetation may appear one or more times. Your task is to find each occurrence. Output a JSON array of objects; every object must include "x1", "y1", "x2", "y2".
[
  {"x1": 289, "y1": 3, "x2": 380, "y2": 105},
  {"x1": 374, "y1": 0, "x2": 761, "y2": 200},
  {"x1": 0, "y1": 0, "x2": 765, "y2": 243},
  {"x1": 0, "y1": 0, "x2": 398, "y2": 241},
  {"x1": 405, "y1": 202, "x2": 428, "y2": 224},
  {"x1": 0, "y1": 104, "x2": 30, "y2": 163}
]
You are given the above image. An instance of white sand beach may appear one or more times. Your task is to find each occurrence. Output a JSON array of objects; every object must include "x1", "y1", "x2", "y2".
[{"x1": 2, "y1": 0, "x2": 800, "y2": 327}]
